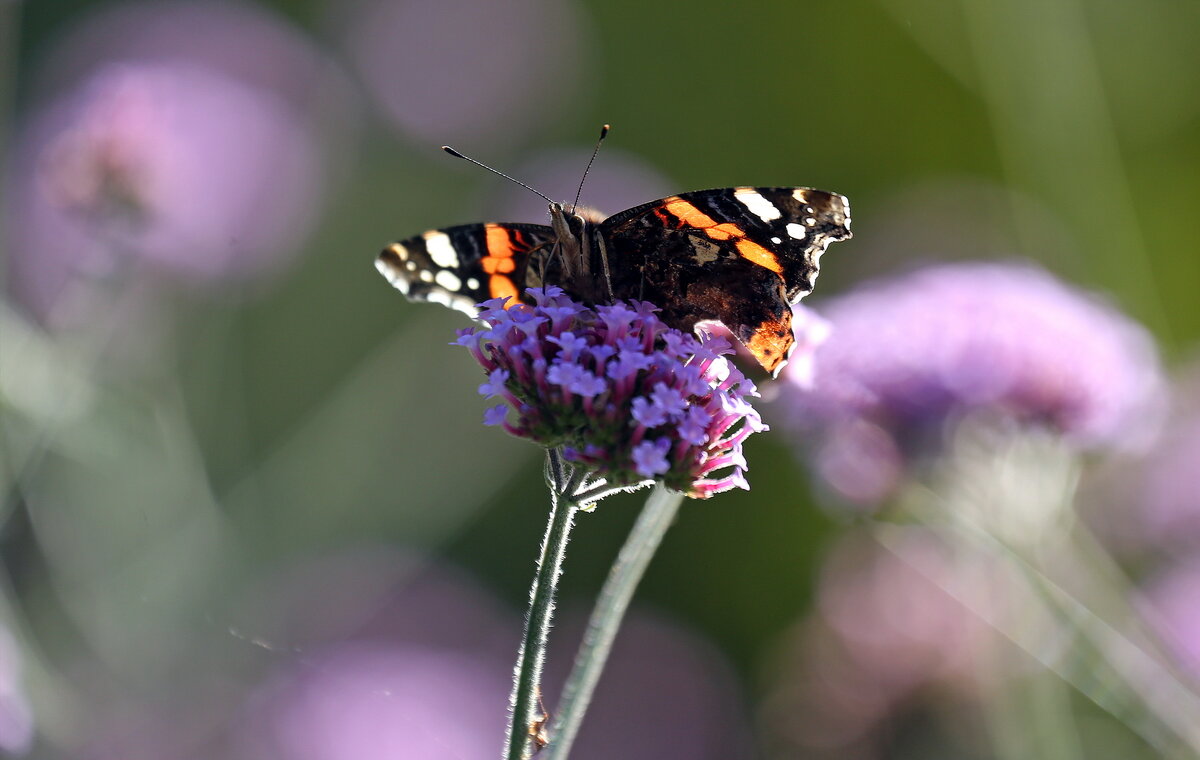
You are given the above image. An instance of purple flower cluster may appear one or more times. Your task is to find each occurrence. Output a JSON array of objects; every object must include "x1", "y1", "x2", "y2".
[
  {"x1": 776, "y1": 262, "x2": 1163, "y2": 504},
  {"x1": 455, "y1": 287, "x2": 766, "y2": 497}
]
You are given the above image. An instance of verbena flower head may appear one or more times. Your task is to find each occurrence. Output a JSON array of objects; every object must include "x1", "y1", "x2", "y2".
[
  {"x1": 454, "y1": 287, "x2": 767, "y2": 498},
  {"x1": 776, "y1": 262, "x2": 1163, "y2": 504}
]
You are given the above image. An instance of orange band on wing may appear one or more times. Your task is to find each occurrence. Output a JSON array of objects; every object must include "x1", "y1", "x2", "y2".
[
  {"x1": 735, "y1": 239, "x2": 783, "y2": 274},
  {"x1": 485, "y1": 223, "x2": 513, "y2": 257},
  {"x1": 483, "y1": 257, "x2": 515, "y2": 274},
  {"x1": 663, "y1": 198, "x2": 748, "y2": 240},
  {"x1": 705, "y1": 222, "x2": 744, "y2": 240},
  {"x1": 489, "y1": 274, "x2": 520, "y2": 306},
  {"x1": 662, "y1": 197, "x2": 786, "y2": 275},
  {"x1": 482, "y1": 223, "x2": 517, "y2": 276},
  {"x1": 663, "y1": 197, "x2": 718, "y2": 228}
]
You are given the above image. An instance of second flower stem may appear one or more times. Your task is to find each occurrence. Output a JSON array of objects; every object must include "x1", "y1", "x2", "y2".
[{"x1": 545, "y1": 484, "x2": 684, "y2": 760}]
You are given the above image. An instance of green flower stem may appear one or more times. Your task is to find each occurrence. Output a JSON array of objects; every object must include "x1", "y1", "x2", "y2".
[
  {"x1": 545, "y1": 484, "x2": 684, "y2": 760},
  {"x1": 504, "y1": 449, "x2": 579, "y2": 760}
]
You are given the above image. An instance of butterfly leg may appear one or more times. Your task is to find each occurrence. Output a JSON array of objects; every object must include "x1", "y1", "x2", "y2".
[{"x1": 596, "y1": 235, "x2": 616, "y2": 302}]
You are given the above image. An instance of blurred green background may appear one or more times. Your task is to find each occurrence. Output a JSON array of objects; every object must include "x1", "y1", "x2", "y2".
[{"x1": 2, "y1": 0, "x2": 1198, "y2": 757}]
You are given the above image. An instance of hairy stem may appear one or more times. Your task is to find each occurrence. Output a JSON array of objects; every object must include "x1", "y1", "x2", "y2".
[{"x1": 504, "y1": 449, "x2": 579, "y2": 760}]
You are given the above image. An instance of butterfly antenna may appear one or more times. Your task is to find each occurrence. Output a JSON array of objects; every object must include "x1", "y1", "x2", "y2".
[
  {"x1": 571, "y1": 123, "x2": 610, "y2": 214},
  {"x1": 441, "y1": 145, "x2": 554, "y2": 204}
]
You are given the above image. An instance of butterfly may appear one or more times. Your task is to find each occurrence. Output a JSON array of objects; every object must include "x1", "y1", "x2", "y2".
[{"x1": 376, "y1": 149, "x2": 850, "y2": 376}]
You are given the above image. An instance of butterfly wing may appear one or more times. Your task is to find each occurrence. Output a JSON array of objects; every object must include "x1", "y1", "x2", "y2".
[
  {"x1": 376, "y1": 222, "x2": 558, "y2": 316},
  {"x1": 599, "y1": 187, "x2": 851, "y2": 375}
]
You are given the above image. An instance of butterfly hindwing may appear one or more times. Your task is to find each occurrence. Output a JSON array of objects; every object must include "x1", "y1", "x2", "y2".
[
  {"x1": 598, "y1": 187, "x2": 851, "y2": 375},
  {"x1": 376, "y1": 222, "x2": 558, "y2": 316}
]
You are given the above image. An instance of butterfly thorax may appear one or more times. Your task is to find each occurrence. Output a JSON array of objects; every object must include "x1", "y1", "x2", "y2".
[{"x1": 548, "y1": 202, "x2": 612, "y2": 303}]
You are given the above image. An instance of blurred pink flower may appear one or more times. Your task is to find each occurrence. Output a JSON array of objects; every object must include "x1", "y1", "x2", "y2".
[
  {"x1": 545, "y1": 610, "x2": 755, "y2": 760},
  {"x1": 1080, "y1": 372, "x2": 1200, "y2": 558},
  {"x1": 231, "y1": 550, "x2": 753, "y2": 759},
  {"x1": 1139, "y1": 409, "x2": 1200, "y2": 553},
  {"x1": 242, "y1": 641, "x2": 508, "y2": 760},
  {"x1": 776, "y1": 262, "x2": 1164, "y2": 504},
  {"x1": 1139, "y1": 555, "x2": 1200, "y2": 680},
  {"x1": 761, "y1": 530, "x2": 1008, "y2": 758},
  {"x1": 0, "y1": 628, "x2": 33, "y2": 755},
  {"x1": 33, "y1": 0, "x2": 347, "y2": 118},
  {"x1": 815, "y1": 532, "x2": 998, "y2": 693},
  {"x1": 341, "y1": 0, "x2": 585, "y2": 148},
  {"x1": 5, "y1": 1, "x2": 344, "y2": 321},
  {"x1": 65, "y1": 547, "x2": 750, "y2": 758}
]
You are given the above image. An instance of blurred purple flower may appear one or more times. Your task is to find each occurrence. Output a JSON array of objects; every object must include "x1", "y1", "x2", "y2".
[
  {"x1": 1139, "y1": 555, "x2": 1200, "y2": 680},
  {"x1": 544, "y1": 610, "x2": 755, "y2": 760},
  {"x1": 760, "y1": 530, "x2": 1006, "y2": 759},
  {"x1": 456, "y1": 287, "x2": 767, "y2": 497},
  {"x1": 229, "y1": 551, "x2": 514, "y2": 760},
  {"x1": 814, "y1": 531, "x2": 997, "y2": 693},
  {"x1": 0, "y1": 627, "x2": 33, "y2": 755},
  {"x1": 342, "y1": 0, "x2": 584, "y2": 147},
  {"x1": 777, "y1": 262, "x2": 1163, "y2": 504},
  {"x1": 1139, "y1": 409, "x2": 1200, "y2": 553},
  {"x1": 233, "y1": 550, "x2": 751, "y2": 760},
  {"x1": 1080, "y1": 371, "x2": 1200, "y2": 558},
  {"x1": 244, "y1": 641, "x2": 509, "y2": 760},
  {"x1": 32, "y1": 1, "x2": 347, "y2": 116},
  {"x1": 5, "y1": 1, "x2": 340, "y2": 321}
]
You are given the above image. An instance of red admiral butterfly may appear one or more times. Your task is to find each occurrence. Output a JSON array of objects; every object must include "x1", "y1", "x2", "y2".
[{"x1": 376, "y1": 138, "x2": 851, "y2": 376}]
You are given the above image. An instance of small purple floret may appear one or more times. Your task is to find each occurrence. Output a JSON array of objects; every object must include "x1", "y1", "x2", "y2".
[
  {"x1": 455, "y1": 286, "x2": 766, "y2": 497},
  {"x1": 478, "y1": 369, "x2": 510, "y2": 398},
  {"x1": 632, "y1": 438, "x2": 672, "y2": 478},
  {"x1": 483, "y1": 405, "x2": 509, "y2": 427}
]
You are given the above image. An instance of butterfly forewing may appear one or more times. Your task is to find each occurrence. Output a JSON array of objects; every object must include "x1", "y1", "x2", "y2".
[
  {"x1": 601, "y1": 187, "x2": 850, "y2": 300},
  {"x1": 376, "y1": 222, "x2": 557, "y2": 316}
]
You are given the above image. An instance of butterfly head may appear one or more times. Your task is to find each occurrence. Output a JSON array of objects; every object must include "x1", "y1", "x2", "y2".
[{"x1": 548, "y1": 201, "x2": 577, "y2": 238}]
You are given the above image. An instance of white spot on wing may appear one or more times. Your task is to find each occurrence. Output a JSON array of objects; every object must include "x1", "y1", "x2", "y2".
[
  {"x1": 423, "y1": 231, "x2": 459, "y2": 268},
  {"x1": 435, "y1": 269, "x2": 462, "y2": 291},
  {"x1": 792, "y1": 189, "x2": 810, "y2": 203},
  {"x1": 426, "y1": 289, "x2": 454, "y2": 307},
  {"x1": 425, "y1": 288, "x2": 478, "y2": 316},
  {"x1": 419, "y1": 269, "x2": 434, "y2": 282},
  {"x1": 770, "y1": 236, "x2": 782, "y2": 244},
  {"x1": 375, "y1": 257, "x2": 410, "y2": 294},
  {"x1": 467, "y1": 277, "x2": 480, "y2": 290},
  {"x1": 785, "y1": 223, "x2": 808, "y2": 240},
  {"x1": 733, "y1": 188, "x2": 782, "y2": 222}
]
